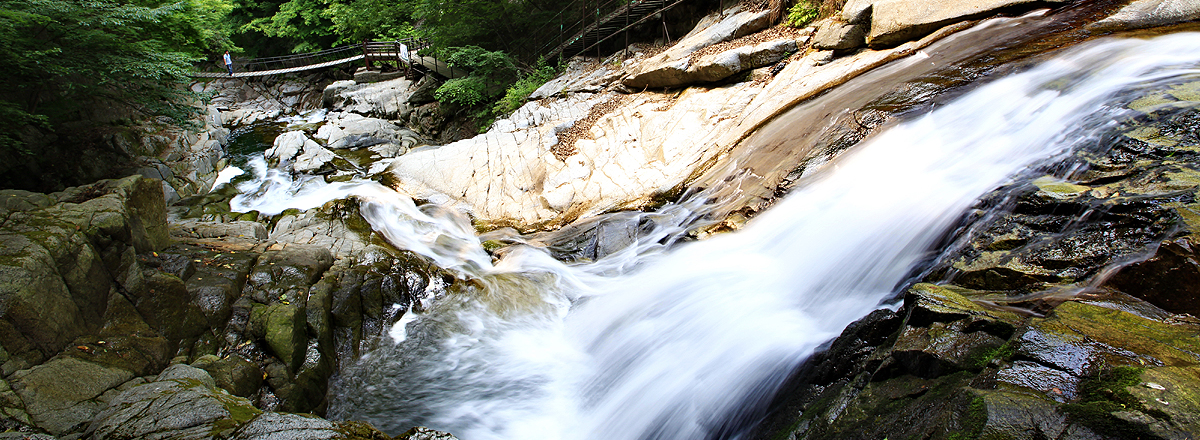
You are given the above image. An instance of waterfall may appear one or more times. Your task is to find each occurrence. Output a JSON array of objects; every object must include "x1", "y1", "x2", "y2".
[{"x1": 229, "y1": 34, "x2": 1200, "y2": 440}]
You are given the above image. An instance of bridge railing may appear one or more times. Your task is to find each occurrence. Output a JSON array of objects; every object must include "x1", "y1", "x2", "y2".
[{"x1": 223, "y1": 44, "x2": 361, "y2": 74}]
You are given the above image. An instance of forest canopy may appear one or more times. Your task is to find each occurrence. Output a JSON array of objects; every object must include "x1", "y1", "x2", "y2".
[
  {"x1": 227, "y1": 0, "x2": 561, "y2": 57},
  {"x1": 0, "y1": 0, "x2": 233, "y2": 152}
]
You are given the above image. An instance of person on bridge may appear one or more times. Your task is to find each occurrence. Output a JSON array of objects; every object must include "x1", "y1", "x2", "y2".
[{"x1": 224, "y1": 51, "x2": 233, "y2": 76}]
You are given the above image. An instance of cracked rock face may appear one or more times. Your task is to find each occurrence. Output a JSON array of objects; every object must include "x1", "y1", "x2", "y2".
[
  {"x1": 621, "y1": 7, "x2": 774, "y2": 89},
  {"x1": 384, "y1": 80, "x2": 771, "y2": 229}
]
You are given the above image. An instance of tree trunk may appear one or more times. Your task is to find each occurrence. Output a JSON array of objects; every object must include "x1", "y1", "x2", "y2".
[{"x1": 769, "y1": 0, "x2": 787, "y2": 25}]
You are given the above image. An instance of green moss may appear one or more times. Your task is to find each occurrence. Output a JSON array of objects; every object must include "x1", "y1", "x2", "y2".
[
  {"x1": 335, "y1": 420, "x2": 394, "y2": 439},
  {"x1": 1063, "y1": 366, "x2": 1162, "y2": 438},
  {"x1": 967, "y1": 340, "x2": 1016, "y2": 370},
  {"x1": 948, "y1": 396, "x2": 987, "y2": 440},
  {"x1": 215, "y1": 392, "x2": 261, "y2": 424},
  {"x1": 481, "y1": 240, "x2": 504, "y2": 253}
]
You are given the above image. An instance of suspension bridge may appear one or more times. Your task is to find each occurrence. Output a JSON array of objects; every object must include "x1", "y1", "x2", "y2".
[
  {"x1": 190, "y1": 0, "x2": 702, "y2": 79},
  {"x1": 190, "y1": 38, "x2": 470, "y2": 79}
]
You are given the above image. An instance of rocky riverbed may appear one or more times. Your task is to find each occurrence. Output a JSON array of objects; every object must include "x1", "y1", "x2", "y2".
[{"x1": 0, "y1": 0, "x2": 1197, "y2": 438}]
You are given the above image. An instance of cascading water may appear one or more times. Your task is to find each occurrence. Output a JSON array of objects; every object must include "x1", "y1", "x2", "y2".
[{"x1": 227, "y1": 34, "x2": 1200, "y2": 440}]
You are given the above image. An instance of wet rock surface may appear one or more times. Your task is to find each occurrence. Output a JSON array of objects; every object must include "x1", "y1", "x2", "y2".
[
  {"x1": 0, "y1": 1, "x2": 1196, "y2": 439},
  {"x1": 754, "y1": 70, "x2": 1200, "y2": 440},
  {"x1": 0, "y1": 175, "x2": 459, "y2": 438}
]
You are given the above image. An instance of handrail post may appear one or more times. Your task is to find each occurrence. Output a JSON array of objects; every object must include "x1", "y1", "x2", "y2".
[{"x1": 362, "y1": 40, "x2": 372, "y2": 70}]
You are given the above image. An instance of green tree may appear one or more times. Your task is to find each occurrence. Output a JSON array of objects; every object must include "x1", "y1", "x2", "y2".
[
  {"x1": 228, "y1": 0, "x2": 342, "y2": 54},
  {"x1": 413, "y1": 0, "x2": 556, "y2": 56},
  {"x1": 327, "y1": 0, "x2": 416, "y2": 44},
  {"x1": 0, "y1": 0, "x2": 211, "y2": 179},
  {"x1": 433, "y1": 46, "x2": 517, "y2": 108}
]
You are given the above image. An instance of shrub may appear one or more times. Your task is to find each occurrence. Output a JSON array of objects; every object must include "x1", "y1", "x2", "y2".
[
  {"x1": 787, "y1": 0, "x2": 819, "y2": 27},
  {"x1": 492, "y1": 59, "x2": 558, "y2": 116},
  {"x1": 433, "y1": 46, "x2": 516, "y2": 108}
]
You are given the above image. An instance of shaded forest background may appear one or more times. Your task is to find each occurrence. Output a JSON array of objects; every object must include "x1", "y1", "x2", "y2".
[{"x1": 0, "y1": 0, "x2": 805, "y2": 192}]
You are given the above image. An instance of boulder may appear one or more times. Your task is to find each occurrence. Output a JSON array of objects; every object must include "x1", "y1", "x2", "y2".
[
  {"x1": 231, "y1": 412, "x2": 343, "y2": 440},
  {"x1": 85, "y1": 367, "x2": 262, "y2": 440},
  {"x1": 8, "y1": 357, "x2": 135, "y2": 434},
  {"x1": 326, "y1": 77, "x2": 416, "y2": 118},
  {"x1": 1089, "y1": 0, "x2": 1200, "y2": 31},
  {"x1": 124, "y1": 268, "x2": 210, "y2": 344},
  {"x1": 192, "y1": 354, "x2": 264, "y2": 398},
  {"x1": 865, "y1": 0, "x2": 1068, "y2": 47},
  {"x1": 353, "y1": 69, "x2": 406, "y2": 84},
  {"x1": 294, "y1": 141, "x2": 339, "y2": 174},
  {"x1": 251, "y1": 302, "x2": 307, "y2": 374},
  {"x1": 0, "y1": 176, "x2": 171, "y2": 364},
  {"x1": 840, "y1": 0, "x2": 874, "y2": 24},
  {"x1": 396, "y1": 427, "x2": 460, "y2": 439},
  {"x1": 268, "y1": 198, "x2": 377, "y2": 258},
  {"x1": 531, "y1": 58, "x2": 625, "y2": 100},
  {"x1": 317, "y1": 114, "x2": 424, "y2": 153},
  {"x1": 1103, "y1": 237, "x2": 1200, "y2": 316},
  {"x1": 266, "y1": 131, "x2": 339, "y2": 174},
  {"x1": 244, "y1": 243, "x2": 334, "y2": 305},
  {"x1": 157, "y1": 363, "x2": 217, "y2": 388},
  {"x1": 170, "y1": 221, "x2": 269, "y2": 240},
  {"x1": 625, "y1": 38, "x2": 798, "y2": 88},
  {"x1": 622, "y1": 7, "x2": 772, "y2": 88},
  {"x1": 323, "y1": 80, "x2": 363, "y2": 108},
  {"x1": 813, "y1": 19, "x2": 868, "y2": 50},
  {"x1": 407, "y1": 76, "x2": 440, "y2": 105}
]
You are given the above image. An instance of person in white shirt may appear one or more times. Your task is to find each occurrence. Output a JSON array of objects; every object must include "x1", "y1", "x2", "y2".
[{"x1": 224, "y1": 51, "x2": 233, "y2": 76}]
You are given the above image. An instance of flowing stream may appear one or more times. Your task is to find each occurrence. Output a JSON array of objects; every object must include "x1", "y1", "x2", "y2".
[{"x1": 227, "y1": 34, "x2": 1200, "y2": 440}]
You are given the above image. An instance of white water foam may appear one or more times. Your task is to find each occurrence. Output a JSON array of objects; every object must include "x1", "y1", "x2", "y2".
[{"x1": 229, "y1": 34, "x2": 1200, "y2": 440}]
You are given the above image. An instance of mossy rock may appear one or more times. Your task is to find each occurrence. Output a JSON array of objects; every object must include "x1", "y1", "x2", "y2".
[
  {"x1": 192, "y1": 354, "x2": 264, "y2": 398},
  {"x1": 250, "y1": 302, "x2": 308, "y2": 374},
  {"x1": 905, "y1": 284, "x2": 1022, "y2": 328},
  {"x1": 1103, "y1": 236, "x2": 1200, "y2": 316},
  {"x1": 85, "y1": 373, "x2": 262, "y2": 439},
  {"x1": 1015, "y1": 301, "x2": 1200, "y2": 377},
  {"x1": 244, "y1": 243, "x2": 334, "y2": 305},
  {"x1": 131, "y1": 269, "x2": 210, "y2": 345}
]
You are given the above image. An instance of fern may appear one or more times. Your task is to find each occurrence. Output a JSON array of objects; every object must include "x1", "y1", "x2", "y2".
[{"x1": 787, "y1": 0, "x2": 819, "y2": 27}]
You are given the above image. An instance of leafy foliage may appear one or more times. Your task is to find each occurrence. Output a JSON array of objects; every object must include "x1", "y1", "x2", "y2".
[
  {"x1": 327, "y1": 0, "x2": 416, "y2": 44},
  {"x1": 493, "y1": 58, "x2": 557, "y2": 116},
  {"x1": 413, "y1": 0, "x2": 556, "y2": 54},
  {"x1": 432, "y1": 46, "x2": 517, "y2": 108},
  {"x1": 228, "y1": 0, "x2": 340, "y2": 53},
  {"x1": 0, "y1": 0, "x2": 211, "y2": 155},
  {"x1": 434, "y1": 76, "x2": 493, "y2": 108},
  {"x1": 786, "y1": 0, "x2": 819, "y2": 27}
]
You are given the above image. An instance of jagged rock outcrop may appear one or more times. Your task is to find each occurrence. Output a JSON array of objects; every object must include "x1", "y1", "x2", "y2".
[
  {"x1": 531, "y1": 57, "x2": 627, "y2": 99},
  {"x1": 267, "y1": 131, "x2": 340, "y2": 174},
  {"x1": 324, "y1": 77, "x2": 416, "y2": 119},
  {"x1": 0, "y1": 175, "x2": 458, "y2": 437},
  {"x1": 1089, "y1": 0, "x2": 1200, "y2": 31},
  {"x1": 864, "y1": 0, "x2": 1071, "y2": 47},
  {"x1": 621, "y1": 7, "x2": 775, "y2": 88},
  {"x1": 762, "y1": 283, "x2": 1200, "y2": 440},
  {"x1": 200, "y1": 75, "x2": 330, "y2": 125},
  {"x1": 383, "y1": 5, "x2": 974, "y2": 229},
  {"x1": 754, "y1": 58, "x2": 1200, "y2": 440},
  {"x1": 316, "y1": 113, "x2": 426, "y2": 155}
]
